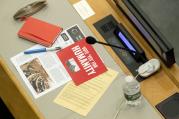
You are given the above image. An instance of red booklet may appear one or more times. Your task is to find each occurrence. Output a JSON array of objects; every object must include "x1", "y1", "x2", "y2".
[
  {"x1": 18, "y1": 17, "x2": 63, "y2": 47},
  {"x1": 56, "y1": 38, "x2": 107, "y2": 85}
]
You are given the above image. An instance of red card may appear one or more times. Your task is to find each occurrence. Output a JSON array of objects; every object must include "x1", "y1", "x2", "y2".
[
  {"x1": 56, "y1": 38, "x2": 107, "y2": 85},
  {"x1": 18, "y1": 17, "x2": 63, "y2": 47}
]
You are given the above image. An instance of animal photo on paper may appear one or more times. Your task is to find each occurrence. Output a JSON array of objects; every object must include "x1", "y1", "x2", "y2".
[{"x1": 20, "y1": 58, "x2": 54, "y2": 94}]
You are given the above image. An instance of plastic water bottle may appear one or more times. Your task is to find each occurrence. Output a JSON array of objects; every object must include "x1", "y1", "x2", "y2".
[{"x1": 122, "y1": 75, "x2": 142, "y2": 106}]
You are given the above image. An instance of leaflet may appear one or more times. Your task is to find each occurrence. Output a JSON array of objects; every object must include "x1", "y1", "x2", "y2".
[{"x1": 56, "y1": 39, "x2": 107, "y2": 85}]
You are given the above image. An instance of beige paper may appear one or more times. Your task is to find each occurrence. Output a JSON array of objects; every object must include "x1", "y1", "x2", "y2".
[{"x1": 54, "y1": 68, "x2": 118, "y2": 116}]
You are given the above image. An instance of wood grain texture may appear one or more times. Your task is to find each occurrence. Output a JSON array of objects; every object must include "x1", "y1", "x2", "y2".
[
  {"x1": 0, "y1": 58, "x2": 44, "y2": 119},
  {"x1": 68, "y1": 0, "x2": 179, "y2": 107}
]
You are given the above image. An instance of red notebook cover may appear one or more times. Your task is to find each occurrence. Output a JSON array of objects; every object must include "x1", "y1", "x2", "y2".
[
  {"x1": 56, "y1": 38, "x2": 107, "y2": 85},
  {"x1": 18, "y1": 17, "x2": 63, "y2": 47}
]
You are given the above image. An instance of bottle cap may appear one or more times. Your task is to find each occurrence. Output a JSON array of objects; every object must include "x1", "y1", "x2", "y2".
[{"x1": 125, "y1": 75, "x2": 134, "y2": 82}]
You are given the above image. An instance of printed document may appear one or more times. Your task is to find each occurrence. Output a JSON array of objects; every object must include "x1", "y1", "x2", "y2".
[
  {"x1": 56, "y1": 39, "x2": 107, "y2": 85},
  {"x1": 54, "y1": 68, "x2": 118, "y2": 116},
  {"x1": 11, "y1": 25, "x2": 85, "y2": 98}
]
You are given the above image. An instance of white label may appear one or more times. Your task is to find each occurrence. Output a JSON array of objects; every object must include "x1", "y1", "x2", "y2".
[{"x1": 73, "y1": 0, "x2": 95, "y2": 20}]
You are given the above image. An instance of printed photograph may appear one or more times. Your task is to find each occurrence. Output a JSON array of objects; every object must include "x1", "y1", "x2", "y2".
[
  {"x1": 67, "y1": 25, "x2": 85, "y2": 42},
  {"x1": 20, "y1": 58, "x2": 53, "y2": 94},
  {"x1": 66, "y1": 58, "x2": 80, "y2": 72}
]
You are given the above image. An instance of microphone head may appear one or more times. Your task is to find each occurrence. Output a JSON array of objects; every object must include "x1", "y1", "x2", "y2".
[{"x1": 86, "y1": 36, "x2": 97, "y2": 44}]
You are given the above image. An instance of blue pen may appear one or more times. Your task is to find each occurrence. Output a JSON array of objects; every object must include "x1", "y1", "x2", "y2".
[{"x1": 24, "y1": 47, "x2": 61, "y2": 54}]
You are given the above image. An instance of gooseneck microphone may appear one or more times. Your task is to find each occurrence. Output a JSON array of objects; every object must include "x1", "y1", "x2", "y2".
[
  {"x1": 86, "y1": 36, "x2": 146, "y2": 63},
  {"x1": 86, "y1": 36, "x2": 137, "y2": 54}
]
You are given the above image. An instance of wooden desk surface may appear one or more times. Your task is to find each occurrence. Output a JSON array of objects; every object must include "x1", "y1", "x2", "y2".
[
  {"x1": 69, "y1": 0, "x2": 179, "y2": 108},
  {"x1": 0, "y1": 0, "x2": 178, "y2": 119}
]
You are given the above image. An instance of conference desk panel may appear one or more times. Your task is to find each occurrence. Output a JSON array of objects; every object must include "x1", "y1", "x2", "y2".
[
  {"x1": 0, "y1": 0, "x2": 178, "y2": 119},
  {"x1": 69, "y1": 0, "x2": 179, "y2": 105}
]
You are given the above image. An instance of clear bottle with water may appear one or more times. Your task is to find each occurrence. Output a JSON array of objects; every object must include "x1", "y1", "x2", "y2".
[{"x1": 122, "y1": 75, "x2": 142, "y2": 106}]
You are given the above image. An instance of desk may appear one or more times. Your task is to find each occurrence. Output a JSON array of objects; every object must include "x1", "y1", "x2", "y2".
[{"x1": 0, "y1": 0, "x2": 178, "y2": 119}]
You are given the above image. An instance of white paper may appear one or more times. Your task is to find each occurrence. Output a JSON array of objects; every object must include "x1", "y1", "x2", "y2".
[
  {"x1": 11, "y1": 25, "x2": 85, "y2": 98},
  {"x1": 73, "y1": 0, "x2": 95, "y2": 20}
]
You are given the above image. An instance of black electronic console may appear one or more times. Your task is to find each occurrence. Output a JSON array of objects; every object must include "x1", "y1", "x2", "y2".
[
  {"x1": 94, "y1": 15, "x2": 147, "y2": 82},
  {"x1": 114, "y1": 24, "x2": 147, "y2": 62},
  {"x1": 114, "y1": 0, "x2": 176, "y2": 67}
]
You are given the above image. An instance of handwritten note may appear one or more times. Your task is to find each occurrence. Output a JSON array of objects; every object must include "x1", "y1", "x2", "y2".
[{"x1": 54, "y1": 68, "x2": 118, "y2": 116}]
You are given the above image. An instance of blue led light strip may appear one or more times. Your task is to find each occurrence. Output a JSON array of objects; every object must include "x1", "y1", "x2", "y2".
[{"x1": 118, "y1": 32, "x2": 136, "y2": 54}]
